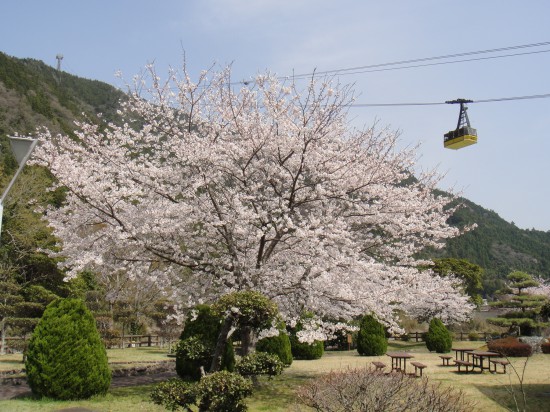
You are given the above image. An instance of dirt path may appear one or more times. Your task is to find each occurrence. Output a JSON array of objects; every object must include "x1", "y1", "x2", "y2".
[{"x1": 0, "y1": 370, "x2": 177, "y2": 400}]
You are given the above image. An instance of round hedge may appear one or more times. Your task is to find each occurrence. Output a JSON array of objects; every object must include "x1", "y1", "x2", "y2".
[
  {"x1": 425, "y1": 318, "x2": 452, "y2": 353},
  {"x1": 356, "y1": 314, "x2": 387, "y2": 356},
  {"x1": 289, "y1": 335, "x2": 324, "y2": 360},
  {"x1": 176, "y1": 304, "x2": 234, "y2": 380},
  {"x1": 256, "y1": 326, "x2": 293, "y2": 366},
  {"x1": 25, "y1": 298, "x2": 111, "y2": 400}
]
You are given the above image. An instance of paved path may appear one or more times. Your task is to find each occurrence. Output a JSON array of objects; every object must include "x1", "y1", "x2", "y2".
[{"x1": 0, "y1": 370, "x2": 177, "y2": 401}]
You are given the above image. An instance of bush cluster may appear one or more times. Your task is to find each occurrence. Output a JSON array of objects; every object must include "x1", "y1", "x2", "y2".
[
  {"x1": 487, "y1": 337, "x2": 533, "y2": 357},
  {"x1": 255, "y1": 326, "x2": 293, "y2": 366},
  {"x1": 288, "y1": 313, "x2": 324, "y2": 360},
  {"x1": 541, "y1": 341, "x2": 550, "y2": 354},
  {"x1": 236, "y1": 352, "x2": 284, "y2": 378},
  {"x1": 290, "y1": 335, "x2": 324, "y2": 360},
  {"x1": 425, "y1": 318, "x2": 452, "y2": 353},
  {"x1": 296, "y1": 367, "x2": 474, "y2": 412},
  {"x1": 25, "y1": 298, "x2": 111, "y2": 400},
  {"x1": 356, "y1": 314, "x2": 387, "y2": 356},
  {"x1": 150, "y1": 378, "x2": 197, "y2": 412},
  {"x1": 151, "y1": 371, "x2": 253, "y2": 412}
]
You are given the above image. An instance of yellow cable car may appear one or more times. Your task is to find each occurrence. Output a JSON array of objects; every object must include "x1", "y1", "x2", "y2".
[{"x1": 444, "y1": 99, "x2": 477, "y2": 150}]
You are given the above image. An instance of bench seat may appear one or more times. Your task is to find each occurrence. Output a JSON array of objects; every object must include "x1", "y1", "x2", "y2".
[
  {"x1": 454, "y1": 359, "x2": 474, "y2": 373},
  {"x1": 439, "y1": 355, "x2": 453, "y2": 366},
  {"x1": 489, "y1": 359, "x2": 510, "y2": 374},
  {"x1": 372, "y1": 361, "x2": 386, "y2": 371},
  {"x1": 410, "y1": 361, "x2": 427, "y2": 377}
]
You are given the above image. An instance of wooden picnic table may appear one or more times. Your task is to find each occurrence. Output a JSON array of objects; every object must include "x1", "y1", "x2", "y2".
[
  {"x1": 386, "y1": 352, "x2": 414, "y2": 374},
  {"x1": 452, "y1": 347, "x2": 475, "y2": 361},
  {"x1": 468, "y1": 351, "x2": 501, "y2": 371}
]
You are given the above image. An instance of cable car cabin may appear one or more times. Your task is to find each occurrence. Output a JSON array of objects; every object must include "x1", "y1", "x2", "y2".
[
  {"x1": 444, "y1": 126, "x2": 477, "y2": 149},
  {"x1": 444, "y1": 98, "x2": 477, "y2": 150}
]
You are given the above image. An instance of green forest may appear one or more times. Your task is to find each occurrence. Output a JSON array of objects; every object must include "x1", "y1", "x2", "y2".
[{"x1": 1, "y1": 51, "x2": 549, "y2": 337}]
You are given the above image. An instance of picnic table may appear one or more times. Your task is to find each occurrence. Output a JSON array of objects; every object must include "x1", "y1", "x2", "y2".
[
  {"x1": 452, "y1": 347, "x2": 475, "y2": 361},
  {"x1": 468, "y1": 351, "x2": 501, "y2": 371},
  {"x1": 386, "y1": 352, "x2": 414, "y2": 374}
]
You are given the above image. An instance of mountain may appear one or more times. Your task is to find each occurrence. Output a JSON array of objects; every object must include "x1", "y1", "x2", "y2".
[
  {"x1": 1, "y1": 52, "x2": 549, "y2": 296},
  {"x1": 0, "y1": 51, "x2": 125, "y2": 139}
]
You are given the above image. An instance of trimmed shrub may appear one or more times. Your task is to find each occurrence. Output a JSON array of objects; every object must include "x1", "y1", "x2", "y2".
[
  {"x1": 288, "y1": 313, "x2": 324, "y2": 360},
  {"x1": 425, "y1": 318, "x2": 452, "y2": 353},
  {"x1": 176, "y1": 305, "x2": 235, "y2": 380},
  {"x1": 296, "y1": 367, "x2": 474, "y2": 412},
  {"x1": 541, "y1": 341, "x2": 550, "y2": 354},
  {"x1": 25, "y1": 298, "x2": 111, "y2": 400},
  {"x1": 290, "y1": 335, "x2": 324, "y2": 360},
  {"x1": 256, "y1": 325, "x2": 293, "y2": 366},
  {"x1": 356, "y1": 314, "x2": 387, "y2": 356},
  {"x1": 487, "y1": 337, "x2": 533, "y2": 357},
  {"x1": 236, "y1": 352, "x2": 284, "y2": 378},
  {"x1": 196, "y1": 371, "x2": 253, "y2": 412},
  {"x1": 151, "y1": 378, "x2": 197, "y2": 411}
]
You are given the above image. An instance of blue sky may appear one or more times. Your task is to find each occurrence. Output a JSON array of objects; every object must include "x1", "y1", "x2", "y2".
[{"x1": 2, "y1": 0, "x2": 549, "y2": 230}]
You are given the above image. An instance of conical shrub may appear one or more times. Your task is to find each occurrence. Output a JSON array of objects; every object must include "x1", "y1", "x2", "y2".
[
  {"x1": 356, "y1": 314, "x2": 387, "y2": 356},
  {"x1": 25, "y1": 298, "x2": 111, "y2": 399},
  {"x1": 425, "y1": 318, "x2": 452, "y2": 353}
]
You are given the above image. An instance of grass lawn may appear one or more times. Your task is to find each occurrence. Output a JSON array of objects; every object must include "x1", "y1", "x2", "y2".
[{"x1": 2, "y1": 341, "x2": 550, "y2": 411}]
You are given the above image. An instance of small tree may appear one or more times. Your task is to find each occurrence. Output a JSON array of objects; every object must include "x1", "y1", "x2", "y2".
[
  {"x1": 25, "y1": 298, "x2": 111, "y2": 400},
  {"x1": 356, "y1": 314, "x2": 387, "y2": 356},
  {"x1": 488, "y1": 271, "x2": 548, "y2": 336},
  {"x1": 431, "y1": 258, "x2": 484, "y2": 307},
  {"x1": 176, "y1": 304, "x2": 234, "y2": 380},
  {"x1": 425, "y1": 318, "x2": 452, "y2": 353},
  {"x1": 210, "y1": 291, "x2": 278, "y2": 372}
]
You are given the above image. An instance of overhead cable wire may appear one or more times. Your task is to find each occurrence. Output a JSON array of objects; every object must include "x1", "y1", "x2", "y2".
[
  {"x1": 274, "y1": 41, "x2": 550, "y2": 81},
  {"x1": 349, "y1": 93, "x2": 550, "y2": 108}
]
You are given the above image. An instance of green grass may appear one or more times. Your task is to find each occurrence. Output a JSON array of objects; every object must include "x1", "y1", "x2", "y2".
[
  {"x1": 2, "y1": 341, "x2": 550, "y2": 411},
  {"x1": 0, "y1": 346, "x2": 172, "y2": 372}
]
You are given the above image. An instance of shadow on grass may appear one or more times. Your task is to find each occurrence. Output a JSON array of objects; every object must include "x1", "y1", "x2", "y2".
[
  {"x1": 247, "y1": 373, "x2": 312, "y2": 411},
  {"x1": 476, "y1": 383, "x2": 550, "y2": 411},
  {"x1": 388, "y1": 341, "x2": 426, "y2": 350}
]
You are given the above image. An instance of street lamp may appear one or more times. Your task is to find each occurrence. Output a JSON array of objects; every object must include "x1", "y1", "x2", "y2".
[{"x1": 0, "y1": 136, "x2": 38, "y2": 240}]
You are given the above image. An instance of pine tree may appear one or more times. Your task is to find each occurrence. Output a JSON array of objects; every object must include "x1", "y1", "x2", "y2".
[{"x1": 25, "y1": 298, "x2": 111, "y2": 399}]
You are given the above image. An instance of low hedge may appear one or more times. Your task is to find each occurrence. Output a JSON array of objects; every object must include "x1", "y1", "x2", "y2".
[
  {"x1": 541, "y1": 341, "x2": 550, "y2": 354},
  {"x1": 487, "y1": 337, "x2": 533, "y2": 357}
]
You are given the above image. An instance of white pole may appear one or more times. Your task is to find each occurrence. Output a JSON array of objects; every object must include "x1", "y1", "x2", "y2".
[{"x1": 0, "y1": 137, "x2": 38, "y2": 241}]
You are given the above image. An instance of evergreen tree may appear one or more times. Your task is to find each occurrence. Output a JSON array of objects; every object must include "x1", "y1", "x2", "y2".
[
  {"x1": 356, "y1": 314, "x2": 387, "y2": 356},
  {"x1": 425, "y1": 318, "x2": 452, "y2": 353},
  {"x1": 25, "y1": 298, "x2": 111, "y2": 400}
]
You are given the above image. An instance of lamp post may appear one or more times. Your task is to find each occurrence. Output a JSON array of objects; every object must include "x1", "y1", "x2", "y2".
[{"x1": 0, "y1": 136, "x2": 38, "y2": 240}]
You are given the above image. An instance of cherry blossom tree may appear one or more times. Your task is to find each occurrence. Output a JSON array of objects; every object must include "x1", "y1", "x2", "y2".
[{"x1": 32, "y1": 63, "x2": 473, "y2": 329}]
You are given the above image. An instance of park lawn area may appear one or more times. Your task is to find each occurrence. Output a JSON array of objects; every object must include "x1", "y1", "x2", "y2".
[
  {"x1": 0, "y1": 346, "x2": 172, "y2": 372},
  {"x1": 2, "y1": 341, "x2": 550, "y2": 411}
]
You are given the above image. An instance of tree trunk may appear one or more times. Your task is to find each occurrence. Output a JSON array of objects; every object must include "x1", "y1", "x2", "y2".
[
  {"x1": 209, "y1": 314, "x2": 235, "y2": 373},
  {"x1": 0, "y1": 321, "x2": 6, "y2": 356},
  {"x1": 240, "y1": 325, "x2": 254, "y2": 356}
]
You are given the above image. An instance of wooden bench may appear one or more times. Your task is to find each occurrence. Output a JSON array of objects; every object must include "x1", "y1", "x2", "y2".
[
  {"x1": 439, "y1": 355, "x2": 453, "y2": 366},
  {"x1": 410, "y1": 361, "x2": 427, "y2": 377},
  {"x1": 372, "y1": 361, "x2": 386, "y2": 371},
  {"x1": 454, "y1": 359, "x2": 474, "y2": 373},
  {"x1": 489, "y1": 359, "x2": 510, "y2": 374}
]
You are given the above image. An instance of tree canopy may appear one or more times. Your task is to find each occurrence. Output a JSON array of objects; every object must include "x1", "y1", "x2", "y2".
[{"x1": 32, "y1": 64, "x2": 473, "y2": 328}]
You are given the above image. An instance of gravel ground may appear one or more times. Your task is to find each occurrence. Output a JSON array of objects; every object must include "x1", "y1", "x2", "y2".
[{"x1": 0, "y1": 370, "x2": 177, "y2": 400}]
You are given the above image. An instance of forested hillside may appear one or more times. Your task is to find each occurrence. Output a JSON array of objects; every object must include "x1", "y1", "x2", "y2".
[
  {"x1": 1, "y1": 51, "x2": 549, "y2": 299},
  {"x1": 0, "y1": 52, "x2": 125, "y2": 298}
]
